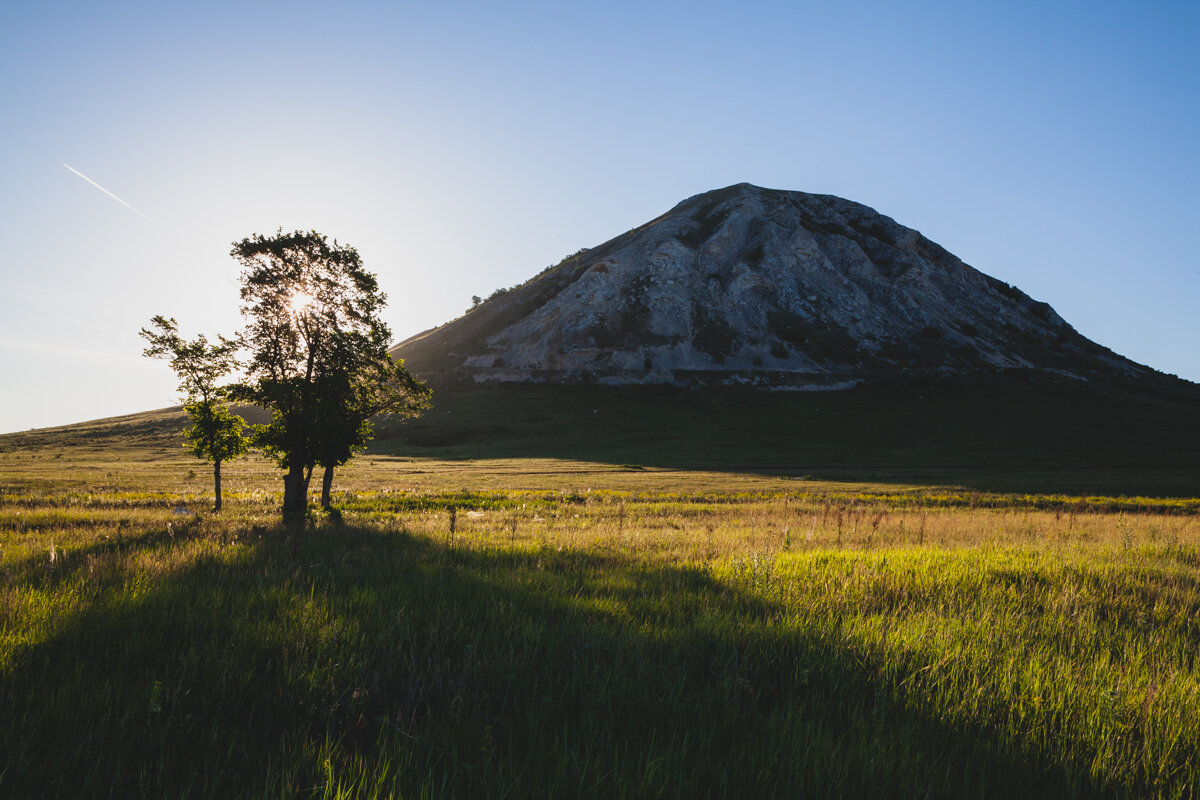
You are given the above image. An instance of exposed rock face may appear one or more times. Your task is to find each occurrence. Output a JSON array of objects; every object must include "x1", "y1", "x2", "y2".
[{"x1": 393, "y1": 183, "x2": 1149, "y2": 386}]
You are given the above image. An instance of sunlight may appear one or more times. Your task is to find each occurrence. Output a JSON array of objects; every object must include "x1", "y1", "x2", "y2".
[{"x1": 289, "y1": 290, "x2": 315, "y2": 316}]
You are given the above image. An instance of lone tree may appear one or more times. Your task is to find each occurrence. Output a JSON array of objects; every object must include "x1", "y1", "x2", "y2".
[
  {"x1": 140, "y1": 316, "x2": 248, "y2": 511},
  {"x1": 230, "y1": 229, "x2": 429, "y2": 522}
]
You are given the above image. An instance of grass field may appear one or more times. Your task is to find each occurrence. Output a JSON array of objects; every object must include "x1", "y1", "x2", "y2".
[
  {"x1": 7, "y1": 371, "x2": 1200, "y2": 495},
  {"x1": 2, "y1": 433, "x2": 1199, "y2": 798}
]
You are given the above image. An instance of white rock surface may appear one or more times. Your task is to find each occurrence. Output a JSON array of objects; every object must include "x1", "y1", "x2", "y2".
[{"x1": 393, "y1": 183, "x2": 1148, "y2": 386}]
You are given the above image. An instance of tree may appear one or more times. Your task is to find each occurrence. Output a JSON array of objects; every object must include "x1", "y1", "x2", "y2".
[
  {"x1": 140, "y1": 316, "x2": 248, "y2": 511},
  {"x1": 311, "y1": 360, "x2": 430, "y2": 510},
  {"x1": 229, "y1": 229, "x2": 429, "y2": 522}
]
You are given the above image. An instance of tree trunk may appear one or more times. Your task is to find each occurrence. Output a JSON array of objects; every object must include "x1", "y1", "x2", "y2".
[
  {"x1": 213, "y1": 458, "x2": 223, "y2": 512},
  {"x1": 282, "y1": 462, "x2": 307, "y2": 523},
  {"x1": 321, "y1": 465, "x2": 335, "y2": 510}
]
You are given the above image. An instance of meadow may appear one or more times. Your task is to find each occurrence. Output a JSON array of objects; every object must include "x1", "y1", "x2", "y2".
[{"x1": 2, "y1": 436, "x2": 1199, "y2": 798}]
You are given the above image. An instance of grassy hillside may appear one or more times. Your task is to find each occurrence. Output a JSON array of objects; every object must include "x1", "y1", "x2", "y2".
[
  {"x1": 6, "y1": 372, "x2": 1197, "y2": 497},
  {"x1": 369, "y1": 371, "x2": 1200, "y2": 496}
]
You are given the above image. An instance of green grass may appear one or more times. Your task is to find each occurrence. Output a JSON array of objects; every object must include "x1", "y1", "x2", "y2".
[
  {"x1": 2, "y1": 370, "x2": 1198, "y2": 796},
  {"x1": 2, "y1": 443, "x2": 1200, "y2": 798}
]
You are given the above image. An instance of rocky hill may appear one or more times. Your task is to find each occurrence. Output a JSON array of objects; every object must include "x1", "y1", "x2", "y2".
[{"x1": 392, "y1": 183, "x2": 1151, "y2": 387}]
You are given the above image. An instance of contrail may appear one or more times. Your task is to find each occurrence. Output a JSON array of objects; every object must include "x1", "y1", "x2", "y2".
[{"x1": 63, "y1": 163, "x2": 151, "y2": 221}]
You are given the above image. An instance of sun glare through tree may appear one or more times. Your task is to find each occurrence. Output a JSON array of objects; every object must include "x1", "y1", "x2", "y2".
[{"x1": 289, "y1": 289, "x2": 315, "y2": 316}]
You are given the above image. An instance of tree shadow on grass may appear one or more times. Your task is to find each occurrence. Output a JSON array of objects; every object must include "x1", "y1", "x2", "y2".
[{"x1": 1, "y1": 523, "x2": 1159, "y2": 798}]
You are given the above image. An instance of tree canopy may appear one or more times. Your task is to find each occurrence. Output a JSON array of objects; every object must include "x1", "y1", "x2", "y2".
[{"x1": 229, "y1": 229, "x2": 429, "y2": 521}]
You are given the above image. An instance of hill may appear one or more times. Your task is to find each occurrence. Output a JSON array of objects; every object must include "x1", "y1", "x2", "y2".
[
  {"x1": 392, "y1": 183, "x2": 1154, "y2": 387},
  {"x1": 5, "y1": 184, "x2": 1195, "y2": 496}
]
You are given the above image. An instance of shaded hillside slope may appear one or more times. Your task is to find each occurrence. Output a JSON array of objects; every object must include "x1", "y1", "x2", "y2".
[
  {"x1": 370, "y1": 372, "x2": 1200, "y2": 495},
  {"x1": 4, "y1": 374, "x2": 1196, "y2": 496}
]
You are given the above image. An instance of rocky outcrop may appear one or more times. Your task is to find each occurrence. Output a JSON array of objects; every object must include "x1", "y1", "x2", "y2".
[{"x1": 392, "y1": 183, "x2": 1150, "y2": 386}]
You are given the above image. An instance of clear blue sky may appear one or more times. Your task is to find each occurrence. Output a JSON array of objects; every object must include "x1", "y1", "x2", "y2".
[{"x1": 2, "y1": 0, "x2": 1197, "y2": 432}]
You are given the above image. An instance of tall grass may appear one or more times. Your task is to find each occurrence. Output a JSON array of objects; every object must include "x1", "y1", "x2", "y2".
[{"x1": 2, "y1": 451, "x2": 1199, "y2": 797}]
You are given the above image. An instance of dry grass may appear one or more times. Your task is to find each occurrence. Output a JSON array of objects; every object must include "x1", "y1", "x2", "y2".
[{"x1": 3, "y1": 446, "x2": 1200, "y2": 798}]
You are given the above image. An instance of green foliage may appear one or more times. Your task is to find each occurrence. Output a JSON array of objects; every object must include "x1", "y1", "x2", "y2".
[
  {"x1": 139, "y1": 315, "x2": 240, "y2": 405},
  {"x1": 181, "y1": 400, "x2": 247, "y2": 464},
  {"x1": 310, "y1": 359, "x2": 431, "y2": 472},
  {"x1": 228, "y1": 229, "x2": 429, "y2": 519},
  {"x1": 139, "y1": 316, "x2": 247, "y2": 510}
]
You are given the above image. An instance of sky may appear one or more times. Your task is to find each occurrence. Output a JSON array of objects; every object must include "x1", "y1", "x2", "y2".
[{"x1": 1, "y1": 0, "x2": 1197, "y2": 432}]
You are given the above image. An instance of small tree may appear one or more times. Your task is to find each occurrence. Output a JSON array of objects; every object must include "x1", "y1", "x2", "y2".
[
  {"x1": 140, "y1": 316, "x2": 248, "y2": 511},
  {"x1": 229, "y1": 229, "x2": 429, "y2": 522}
]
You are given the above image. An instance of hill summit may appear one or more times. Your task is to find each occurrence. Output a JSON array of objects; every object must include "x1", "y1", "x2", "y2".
[{"x1": 393, "y1": 183, "x2": 1149, "y2": 387}]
